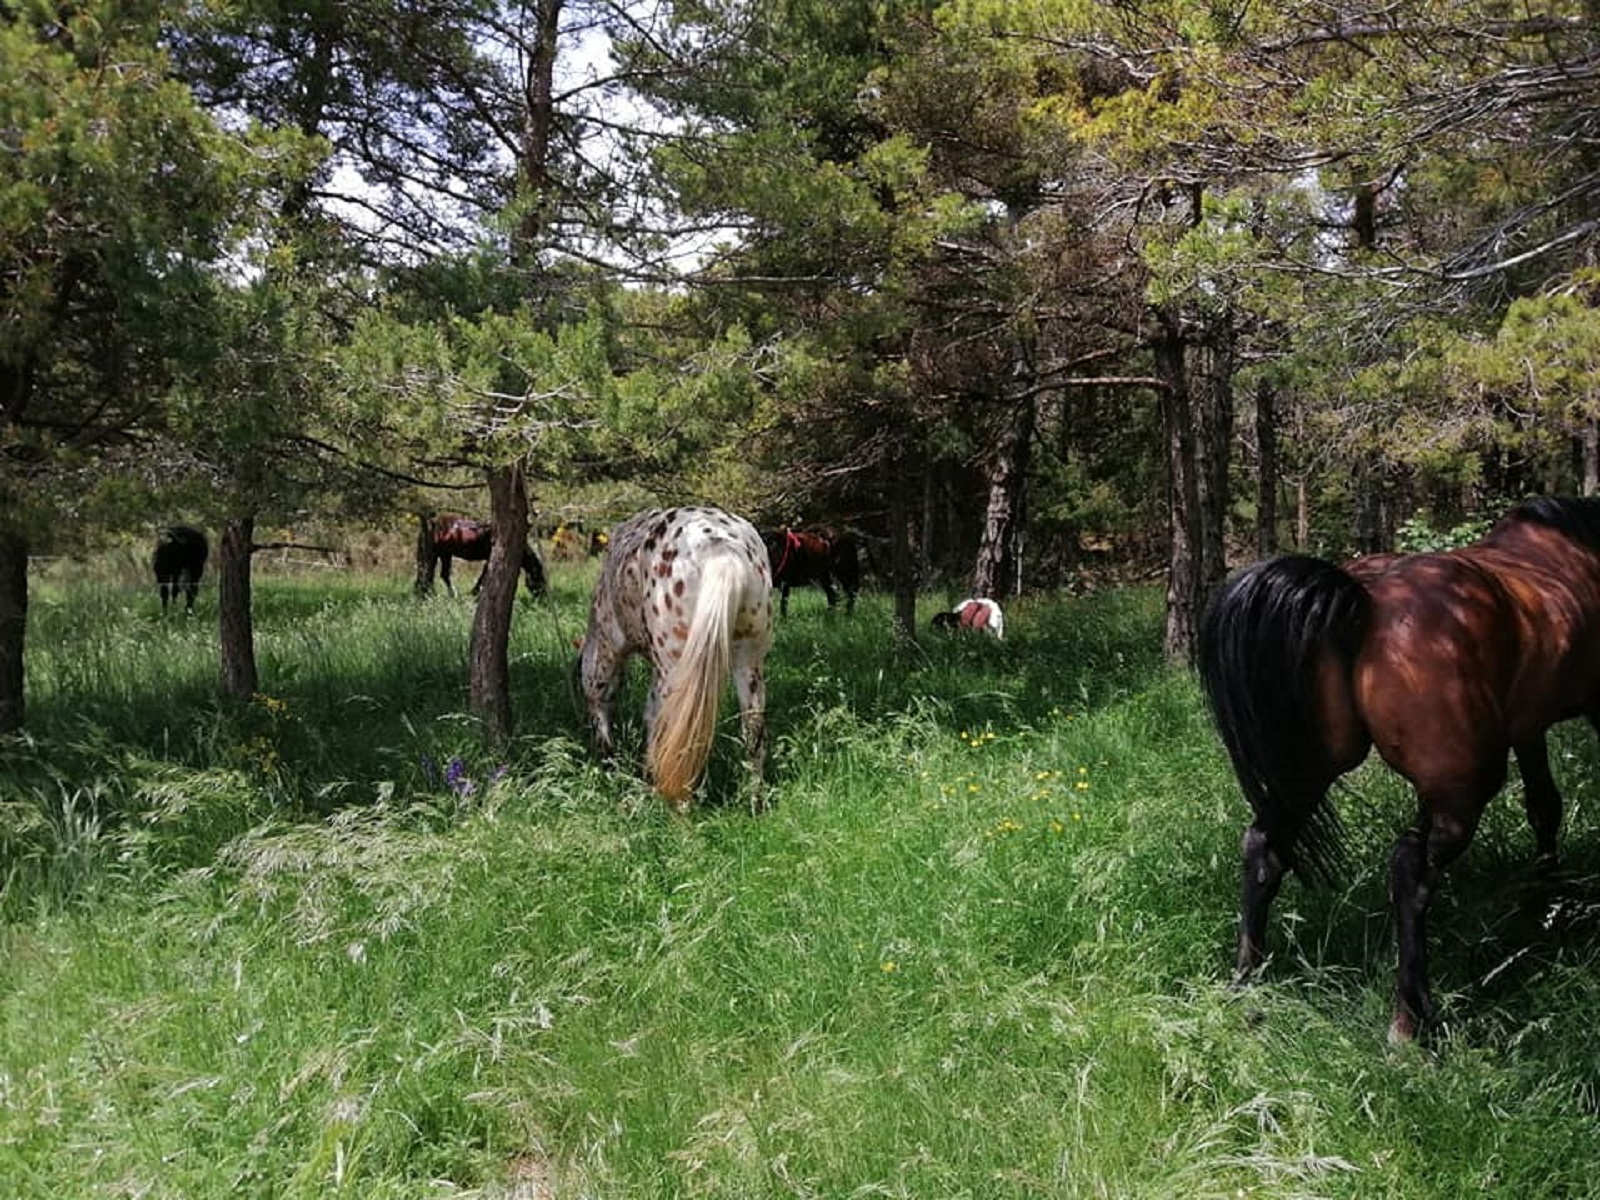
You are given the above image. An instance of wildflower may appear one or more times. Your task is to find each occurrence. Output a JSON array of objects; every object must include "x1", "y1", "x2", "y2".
[
  {"x1": 445, "y1": 757, "x2": 474, "y2": 797},
  {"x1": 1075, "y1": 780, "x2": 1091, "y2": 791},
  {"x1": 880, "y1": 961, "x2": 898, "y2": 973}
]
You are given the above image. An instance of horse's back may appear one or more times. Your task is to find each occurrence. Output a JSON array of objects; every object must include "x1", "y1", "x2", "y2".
[{"x1": 1355, "y1": 529, "x2": 1600, "y2": 776}]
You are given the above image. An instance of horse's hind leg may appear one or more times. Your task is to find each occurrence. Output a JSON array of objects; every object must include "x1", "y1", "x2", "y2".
[
  {"x1": 1389, "y1": 798, "x2": 1485, "y2": 1043},
  {"x1": 1236, "y1": 823, "x2": 1288, "y2": 980},
  {"x1": 1514, "y1": 734, "x2": 1563, "y2": 868},
  {"x1": 732, "y1": 657, "x2": 768, "y2": 814}
]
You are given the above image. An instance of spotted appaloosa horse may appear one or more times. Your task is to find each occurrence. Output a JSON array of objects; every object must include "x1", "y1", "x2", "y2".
[
  {"x1": 762, "y1": 526, "x2": 860, "y2": 615},
  {"x1": 153, "y1": 525, "x2": 208, "y2": 615},
  {"x1": 422, "y1": 514, "x2": 545, "y2": 597},
  {"x1": 579, "y1": 506, "x2": 774, "y2": 812}
]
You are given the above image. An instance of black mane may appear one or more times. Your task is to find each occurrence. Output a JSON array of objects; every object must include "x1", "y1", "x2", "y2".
[{"x1": 1505, "y1": 496, "x2": 1600, "y2": 554}]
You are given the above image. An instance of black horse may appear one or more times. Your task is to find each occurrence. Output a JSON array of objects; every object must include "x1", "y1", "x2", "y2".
[
  {"x1": 153, "y1": 526, "x2": 209, "y2": 615},
  {"x1": 420, "y1": 514, "x2": 546, "y2": 597},
  {"x1": 761, "y1": 527, "x2": 861, "y2": 615}
]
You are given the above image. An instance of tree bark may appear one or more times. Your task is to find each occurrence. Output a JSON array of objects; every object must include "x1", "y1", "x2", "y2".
[
  {"x1": 1583, "y1": 420, "x2": 1599, "y2": 496},
  {"x1": 0, "y1": 527, "x2": 28, "y2": 735},
  {"x1": 887, "y1": 455, "x2": 917, "y2": 641},
  {"x1": 1155, "y1": 312, "x2": 1201, "y2": 664},
  {"x1": 1196, "y1": 321, "x2": 1234, "y2": 596},
  {"x1": 469, "y1": 461, "x2": 529, "y2": 743},
  {"x1": 219, "y1": 515, "x2": 258, "y2": 700},
  {"x1": 972, "y1": 390, "x2": 1037, "y2": 600},
  {"x1": 414, "y1": 511, "x2": 437, "y2": 596},
  {"x1": 1255, "y1": 379, "x2": 1279, "y2": 558}
]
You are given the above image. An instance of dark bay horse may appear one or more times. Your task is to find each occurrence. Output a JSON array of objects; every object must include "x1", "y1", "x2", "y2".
[
  {"x1": 1199, "y1": 497, "x2": 1600, "y2": 1042},
  {"x1": 422, "y1": 514, "x2": 545, "y2": 597},
  {"x1": 761, "y1": 526, "x2": 860, "y2": 615},
  {"x1": 153, "y1": 526, "x2": 208, "y2": 615},
  {"x1": 579, "y1": 506, "x2": 773, "y2": 812}
]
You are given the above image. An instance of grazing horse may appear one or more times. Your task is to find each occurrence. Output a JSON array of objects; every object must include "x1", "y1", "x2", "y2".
[
  {"x1": 1198, "y1": 497, "x2": 1600, "y2": 1043},
  {"x1": 579, "y1": 506, "x2": 773, "y2": 812},
  {"x1": 931, "y1": 597, "x2": 1005, "y2": 639},
  {"x1": 422, "y1": 514, "x2": 545, "y2": 597},
  {"x1": 153, "y1": 526, "x2": 208, "y2": 615},
  {"x1": 762, "y1": 526, "x2": 860, "y2": 615}
]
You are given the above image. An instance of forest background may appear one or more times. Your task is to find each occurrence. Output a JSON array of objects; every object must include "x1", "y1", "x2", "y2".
[{"x1": 6, "y1": 0, "x2": 1600, "y2": 731}]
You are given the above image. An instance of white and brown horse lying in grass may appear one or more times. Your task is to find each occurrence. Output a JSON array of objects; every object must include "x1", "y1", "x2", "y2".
[{"x1": 578, "y1": 506, "x2": 774, "y2": 812}]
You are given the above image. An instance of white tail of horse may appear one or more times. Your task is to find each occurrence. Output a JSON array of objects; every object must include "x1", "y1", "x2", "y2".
[{"x1": 647, "y1": 549, "x2": 749, "y2": 806}]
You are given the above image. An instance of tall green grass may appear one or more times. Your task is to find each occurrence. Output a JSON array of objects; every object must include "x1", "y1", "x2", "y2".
[{"x1": 4, "y1": 563, "x2": 1600, "y2": 1196}]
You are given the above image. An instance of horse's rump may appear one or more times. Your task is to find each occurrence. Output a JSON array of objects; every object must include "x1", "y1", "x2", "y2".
[
  {"x1": 581, "y1": 506, "x2": 773, "y2": 809},
  {"x1": 1198, "y1": 554, "x2": 1370, "y2": 882}
]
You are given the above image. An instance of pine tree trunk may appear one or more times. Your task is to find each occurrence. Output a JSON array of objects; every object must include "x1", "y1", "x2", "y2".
[
  {"x1": 469, "y1": 461, "x2": 528, "y2": 743},
  {"x1": 887, "y1": 456, "x2": 917, "y2": 641},
  {"x1": 219, "y1": 516, "x2": 258, "y2": 700},
  {"x1": 0, "y1": 527, "x2": 28, "y2": 734},
  {"x1": 971, "y1": 393, "x2": 1037, "y2": 600},
  {"x1": 1195, "y1": 323, "x2": 1233, "y2": 596},
  {"x1": 1255, "y1": 379, "x2": 1278, "y2": 558},
  {"x1": 1584, "y1": 420, "x2": 1599, "y2": 497},
  {"x1": 1155, "y1": 313, "x2": 1201, "y2": 665},
  {"x1": 414, "y1": 511, "x2": 437, "y2": 596}
]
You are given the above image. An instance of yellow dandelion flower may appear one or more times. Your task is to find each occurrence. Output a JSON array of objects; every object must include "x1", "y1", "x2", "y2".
[
  {"x1": 1075, "y1": 780, "x2": 1090, "y2": 791},
  {"x1": 881, "y1": 960, "x2": 898, "y2": 973}
]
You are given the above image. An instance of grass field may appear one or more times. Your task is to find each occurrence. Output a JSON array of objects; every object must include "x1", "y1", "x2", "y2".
[{"x1": 5, "y1": 555, "x2": 1600, "y2": 1197}]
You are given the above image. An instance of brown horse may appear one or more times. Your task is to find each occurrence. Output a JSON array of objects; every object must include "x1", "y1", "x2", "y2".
[
  {"x1": 420, "y1": 514, "x2": 545, "y2": 597},
  {"x1": 761, "y1": 526, "x2": 860, "y2": 615},
  {"x1": 1199, "y1": 497, "x2": 1600, "y2": 1042}
]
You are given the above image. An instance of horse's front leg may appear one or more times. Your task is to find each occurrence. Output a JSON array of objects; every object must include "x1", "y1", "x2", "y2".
[
  {"x1": 779, "y1": 584, "x2": 791, "y2": 617},
  {"x1": 1236, "y1": 822, "x2": 1287, "y2": 982},
  {"x1": 1514, "y1": 733, "x2": 1563, "y2": 868},
  {"x1": 580, "y1": 645, "x2": 625, "y2": 767},
  {"x1": 732, "y1": 657, "x2": 768, "y2": 814},
  {"x1": 439, "y1": 555, "x2": 457, "y2": 597},
  {"x1": 820, "y1": 577, "x2": 838, "y2": 608}
]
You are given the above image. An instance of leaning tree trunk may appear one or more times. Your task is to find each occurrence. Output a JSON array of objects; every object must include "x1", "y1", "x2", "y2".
[
  {"x1": 469, "y1": 461, "x2": 529, "y2": 743},
  {"x1": 218, "y1": 515, "x2": 259, "y2": 700},
  {"x1": 0, "y1": 526, "x2": 28, "y2": 734},
  {"x1": 1155, "y1": 312, "x2": 1202, "y2": 665},
  {"x1": 971, "y1": 389, "x2": 1037, "y2": 601}
]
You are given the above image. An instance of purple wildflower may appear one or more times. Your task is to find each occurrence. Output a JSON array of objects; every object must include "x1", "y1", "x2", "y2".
[{"x1": 445, "y1": 756, "x2": 474, "y2": 797}]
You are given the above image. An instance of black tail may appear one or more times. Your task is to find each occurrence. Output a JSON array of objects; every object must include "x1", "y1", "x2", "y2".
[{"x1": 1197, "y1": 555, "x2": 1370, "y2": 885}]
